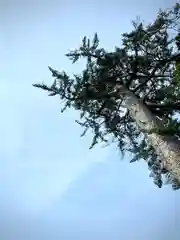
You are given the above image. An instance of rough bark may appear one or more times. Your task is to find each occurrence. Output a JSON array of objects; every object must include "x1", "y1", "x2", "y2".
[{"x1": 116, "y1": 85, "x2": 180, "y2": 183}]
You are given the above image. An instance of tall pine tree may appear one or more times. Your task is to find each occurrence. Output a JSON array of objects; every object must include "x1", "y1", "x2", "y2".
[{"x1": 33, "y1": 3, "x2": 180, "y2": 190}]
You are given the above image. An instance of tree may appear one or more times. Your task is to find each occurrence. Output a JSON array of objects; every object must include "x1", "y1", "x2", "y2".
[{"x1": 33, "y1": 3, "x2": 180, "y2": 190}]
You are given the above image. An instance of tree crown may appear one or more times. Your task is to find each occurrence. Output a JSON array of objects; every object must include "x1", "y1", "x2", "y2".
[{"x1": 33, "y1": 3, "x2": 180, "y2": 189}]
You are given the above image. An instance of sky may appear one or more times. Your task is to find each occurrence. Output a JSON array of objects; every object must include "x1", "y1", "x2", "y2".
[{"x1": 0, "y1": 0, "x2": 180, "y2": 239}]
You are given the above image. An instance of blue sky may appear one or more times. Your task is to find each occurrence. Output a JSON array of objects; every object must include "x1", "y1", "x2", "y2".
[{"x1": 0, "y1": 0, "x2": 180, "y2": 239}]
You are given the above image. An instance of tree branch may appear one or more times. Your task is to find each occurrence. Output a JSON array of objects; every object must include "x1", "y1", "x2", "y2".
[
  {"x1": 133, "y1": 53, "x2": 180, "y2": 93},
  {"x1": 146, "y1": 101, "x2": 180, "y2": 110}
]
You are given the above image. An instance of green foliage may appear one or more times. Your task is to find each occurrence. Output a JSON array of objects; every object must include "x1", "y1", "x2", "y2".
[{"x1": 33, "y1": 3, "x2": 180, "y2": 190}]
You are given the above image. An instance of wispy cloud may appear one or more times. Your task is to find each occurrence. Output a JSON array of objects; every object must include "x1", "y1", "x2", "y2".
[{"x1": 0, "y1": 75, "x2": 109, "y2": 215}]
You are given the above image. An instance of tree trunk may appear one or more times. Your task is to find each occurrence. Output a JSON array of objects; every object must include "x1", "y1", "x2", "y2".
[{"x1": 117, "y1": 85, "x2": 180, "y2": 183}]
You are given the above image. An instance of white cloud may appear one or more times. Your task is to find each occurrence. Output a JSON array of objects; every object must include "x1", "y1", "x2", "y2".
[{"x1": 0, "y1": 78, "x2": 109, "y2": 215}]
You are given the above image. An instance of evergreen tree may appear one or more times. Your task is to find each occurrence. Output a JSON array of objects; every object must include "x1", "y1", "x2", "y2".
[{"x1": 33, "y1": 3, "x2": 180, "y2": 190}]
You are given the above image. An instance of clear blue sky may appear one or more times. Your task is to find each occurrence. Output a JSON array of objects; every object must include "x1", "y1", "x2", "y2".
[{"x1": 0, "y1": 0, "x2": 179, "y2": 239}]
